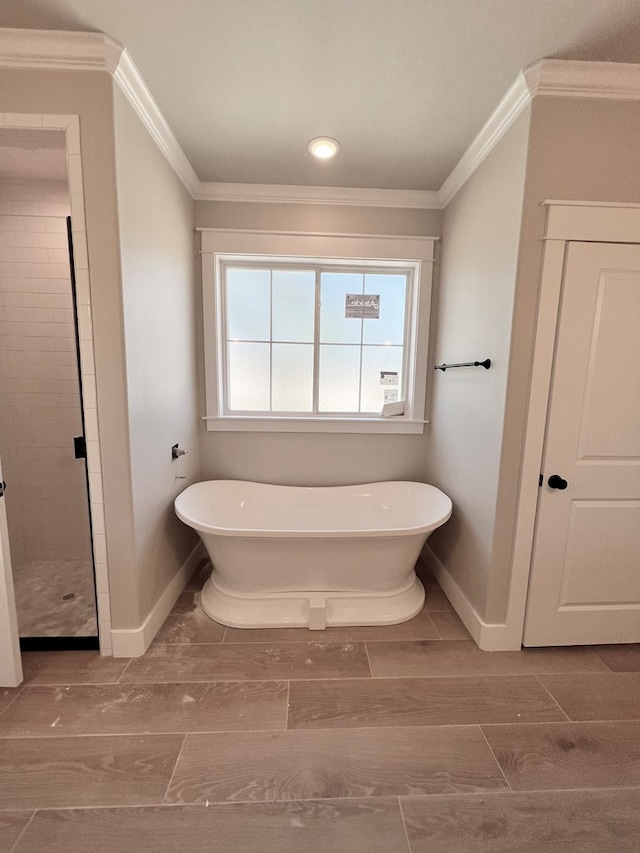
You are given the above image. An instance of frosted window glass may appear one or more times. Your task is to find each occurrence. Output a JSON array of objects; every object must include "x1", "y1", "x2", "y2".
[
  {"x1": 226, "y1": 268, "x2": 271, "y2": 341},
  {"x1": 272, "y1": 344, "x2": 314, "y2": 411},
  {"x1": 363, "y1": 274, "x2": 407, "y2": 345},
  {"x1": 320, "y1": 272, "x2": 363, "y2": 344},
  {"x1": 272, "y1": 270, "x2": 315, "y2": 342},
  {"x1": 360, "y1": 346, "x2": 404, "y2": 412},
  {"x1": 227, "y1": 342, "x2": 270, "y2": 411},
  {"x1": 318, "y1": 345, "x2": 361, "y2": 412}
]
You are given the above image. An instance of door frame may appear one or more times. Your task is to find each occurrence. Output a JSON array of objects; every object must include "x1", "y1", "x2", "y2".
[
  {"x1": 0, "y1": 459, "x2": 22, "y2": 686},
  {"x1": 0, "y1": 113, "x2": 113, "y2": 679},
  {"x1": 505, "y1": 200, "x2": 640, "y2": 649}
]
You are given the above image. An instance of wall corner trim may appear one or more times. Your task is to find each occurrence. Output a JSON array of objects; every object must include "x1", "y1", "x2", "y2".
[
  {"x1": 110, "y1": 542, "x2": 205, "y2": 658},
  {"x1": 421, "y1": 545, "x2": 523, "y2": 651}
]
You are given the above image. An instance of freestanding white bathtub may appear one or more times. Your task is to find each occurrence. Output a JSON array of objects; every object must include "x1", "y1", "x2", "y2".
[{"x1": 174, "y1": 480, "x2": 452, "y2": 630}]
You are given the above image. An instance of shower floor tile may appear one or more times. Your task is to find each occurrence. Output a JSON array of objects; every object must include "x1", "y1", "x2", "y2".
[{"x1": 12, "y1": 560, "x2": 97, "y2": 638}]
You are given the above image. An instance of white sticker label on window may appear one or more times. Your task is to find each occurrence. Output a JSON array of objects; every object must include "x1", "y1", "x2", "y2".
[
  {"x1": 380, "y1": 371, "x2": 398, "y2": 385},
  {"x1": 384, "y1": 389, "x2": 399, "y2": 403},
  {"x1": 345, "y1": 294, "x2": 380, "y2": 319}
]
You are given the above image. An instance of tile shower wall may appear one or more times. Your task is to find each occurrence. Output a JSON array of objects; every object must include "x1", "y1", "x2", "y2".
[{"x1": 0, "y1": 181, "x2": 92, "y2": 566}]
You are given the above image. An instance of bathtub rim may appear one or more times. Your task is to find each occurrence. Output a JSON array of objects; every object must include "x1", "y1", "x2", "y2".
[{"x1": 174, "y1": 479, "x2": 453, "y2": 539}]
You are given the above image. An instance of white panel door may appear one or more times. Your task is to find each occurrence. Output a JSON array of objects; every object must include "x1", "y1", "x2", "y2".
[
  {"x1": 524, "y1": 242, "x2": 640, "y2": 646},
  {"x1": 0, "y1": 458, "x2": 22, "y2": 686}
]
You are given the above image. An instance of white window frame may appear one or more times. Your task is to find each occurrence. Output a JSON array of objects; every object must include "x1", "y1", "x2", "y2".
[{"x1": 199, "y1": 228, "x2": 436, "y2": 434}]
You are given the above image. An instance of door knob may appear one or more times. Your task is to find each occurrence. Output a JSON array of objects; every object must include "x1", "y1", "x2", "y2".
[{"x1": 548, "y1": 474, "x2": 568, "y2": 490}]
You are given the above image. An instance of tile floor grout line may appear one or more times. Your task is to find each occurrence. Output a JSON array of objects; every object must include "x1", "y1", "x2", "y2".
[
  {"x1": 11, "y1": 679, "x2": 292, "y2": 691},
  {"x1": 7, "y1": 809, "x2": 36, "y2": 853},
  {"x1": 5, "y1": 786, "x2": 640, "y2": 816},
  {"x1": 19, "y1": 672, "x2": 610, "y2": 686},
  {"x1": 0, "y1": 732, "x2": 190, "y2": 744},
  {"x1": 478, "y1": 726, "x2": 513, "y2": 792},
  {"x1": 7, "y1": 719, "x2": 630, "y2": 741},
  {"x1": 160, "y1": 732, "x2": 188, "y2": 805},
  {"x1": 363, "y1": 641, "x2": 374, "y2": 678},
  {"x1": 114, "y1": 659, "x2": 134, "y2": 684},
  {"x1": 0, "y1": 791, "x2": 538, "y2": 814},
  {"x1": 217, "y1": 635, "x2": 447, "y2": 645},
  {"x1": 426, "y1": 610, "x2": 442, "y2": 640},
  {"x1": 586, "y1": 647, "x2": 617, "y2": 672},
  {"x1": 397, "y1": 795, "x2": 415, "y2": 853},
  {"x1": 397, "y1": 784, "x2": 640, "y2": 798},
  {"x1": 0, "y1": 687, "x2": 26, "y2": 719},
  {"x1": 3, "y1": 720, "x2": 639, "y2": 740},
  {"x1": 0, "y1": 724, "x2": 298, "y2": 740},
  {"x1": 533, "y1": 674, "x2": 572, "y2": 722}
]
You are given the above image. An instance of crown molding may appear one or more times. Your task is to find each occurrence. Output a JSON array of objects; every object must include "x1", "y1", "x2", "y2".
[
  {"x1": 0, "y1": 27, "x2": 122, "y2": 73},
  {"x1": 3, "y1": 32, "x2": 640, "y2": 211},
  {"x1": 0, "y1": 27, "x2": 199, "y2": 197},
  {"x1": 524, "y1": 58, "x2": 640, "y2": 100},
  {"x1": 195, "y1": 181, "x2": 442, "y2": 209},
  {"x1": 113, "y1": 50, "x2": 200, "y2": 196},
  {"x1": 439, "y1": 58, "x2": 640, "y2": 206},
  {"x1": 438, "y1": 72, "x2": 531, "y2": 207}
]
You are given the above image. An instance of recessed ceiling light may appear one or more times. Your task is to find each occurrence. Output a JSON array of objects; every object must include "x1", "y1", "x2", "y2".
[{"x1": 308, "y1": 137, "x2": 340, "y2": 160}]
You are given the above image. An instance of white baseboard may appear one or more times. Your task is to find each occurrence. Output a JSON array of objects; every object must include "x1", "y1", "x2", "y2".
[
  {"x1": 421, "y1": 545, "x2": 522, "y2": 651},
  {"x1": 111, "y1": 542, "x2": 206, "y2": 657}
]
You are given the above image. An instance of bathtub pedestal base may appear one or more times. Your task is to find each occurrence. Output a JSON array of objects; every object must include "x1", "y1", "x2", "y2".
[{"x1": 200, "y1": 573, "x2": 425, "y2": 630}]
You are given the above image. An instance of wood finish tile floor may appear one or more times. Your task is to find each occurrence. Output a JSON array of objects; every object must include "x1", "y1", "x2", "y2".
[{"x1": 2, "y1": 562, "x2": 640, "y2": 852}]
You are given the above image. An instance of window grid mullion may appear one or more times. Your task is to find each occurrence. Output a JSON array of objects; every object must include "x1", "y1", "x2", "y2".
[
  {"x1": 312, "y1": 267, "x2": 321, "y2": 415},
  {"x1": 269, "y1": 269, "x2": 273, "y2": 412},
  {"x1": 357, "y1": 272, "x2": 364, "y2": 414},
  {"x1": 222, "y1": 264, "x2": 231, "y2": 415}
]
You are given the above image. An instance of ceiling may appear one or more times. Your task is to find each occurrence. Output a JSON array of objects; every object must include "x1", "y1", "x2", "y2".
[{"x1": 1, "y1": 0, "x2": 640, "y2": 191}]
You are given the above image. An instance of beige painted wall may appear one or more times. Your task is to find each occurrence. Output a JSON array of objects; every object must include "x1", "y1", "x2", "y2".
[
  {"x1": 195, "y1": 201, "x2": 441, "y2": 486},
  {"x1": 195, "y1": 200, "x2": 442, "y2": 237},
  {"x1": 484, "y1": 94, "x2": 640, "y2": 623},
  {"x1": 113, "y1": 87, "x2": 199, "y2": 625},
  {"x1": 0, "y1": 69, "x2": 138, "y2": 628},
  {"x1": 424, "y1": 108, "x2": 531, "y2": 620}
]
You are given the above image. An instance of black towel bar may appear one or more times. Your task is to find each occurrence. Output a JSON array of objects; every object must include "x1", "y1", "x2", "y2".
[{"x1": 434, "y1": 359, "x2": 491, "y2": 372}]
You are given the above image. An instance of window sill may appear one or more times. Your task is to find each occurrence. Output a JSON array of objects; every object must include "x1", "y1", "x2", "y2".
[{"x1": 203, "y1": 416, "x2": 428, "y2": 434}]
